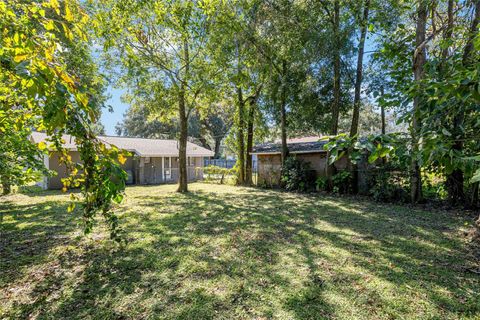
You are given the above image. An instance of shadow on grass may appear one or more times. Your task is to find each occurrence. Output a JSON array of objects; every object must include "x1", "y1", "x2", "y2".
[{"x1": 1, "y1": 185, "x2": 478, "y2": 319}]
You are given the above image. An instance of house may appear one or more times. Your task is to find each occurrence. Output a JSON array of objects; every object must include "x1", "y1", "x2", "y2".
[
  {"x1": 251, "y1": 137, "x2": 347, "y2": 186},
  {"x1": 31, "y1": 132, "x2": 214, "y2": 189}
]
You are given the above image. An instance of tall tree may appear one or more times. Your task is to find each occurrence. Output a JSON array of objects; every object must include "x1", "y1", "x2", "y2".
[
  {"x1": 446, "y1": 0, "x2": 480, "y2": 204},
  {"x1": 350, "y1": 0, "x2": 370, "y2": 137},
  {"x1": 410, "y1": 0, "x2": 428, "y2": 203},
  {"x1": 331, "y1": 0, "x2": 342, "y2": 135},
  {"x1": 96, "y1": 0, "x2": 220, "y2": 192}
]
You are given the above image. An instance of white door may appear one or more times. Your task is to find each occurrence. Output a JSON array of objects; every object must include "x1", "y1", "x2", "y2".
[{"x1": 163, "y1": 157, "x2": 171, "y2": 181}]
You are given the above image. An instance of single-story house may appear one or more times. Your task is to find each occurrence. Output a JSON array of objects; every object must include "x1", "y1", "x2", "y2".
[
  {"x1": 31, "y1": 132, "x2": 214, "y2": 190},
  {"x1": 251, "y1": 137, "x2": 347, "y2": 186}
]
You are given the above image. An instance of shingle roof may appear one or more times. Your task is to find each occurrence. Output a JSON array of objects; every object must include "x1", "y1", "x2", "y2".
[
  {"x1": 252, "y1": 137, "x2": 328, "y2": 154},
  {"x1": 31, "y1": 132, "x2": 214, "y2": 157}
]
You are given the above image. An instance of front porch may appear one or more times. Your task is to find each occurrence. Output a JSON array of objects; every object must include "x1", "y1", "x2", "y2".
[{"x1": 134, "y1": 156, "x2": 204, "y2": 185}]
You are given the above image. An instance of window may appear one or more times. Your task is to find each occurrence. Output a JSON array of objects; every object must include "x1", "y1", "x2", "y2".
[{"x1": 144, "y1": 157, "x2": 150, "y2": 164}]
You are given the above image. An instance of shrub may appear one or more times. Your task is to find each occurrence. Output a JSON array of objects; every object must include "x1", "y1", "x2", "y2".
[
  {"x1": 281, "y1": 157, "x2": 316, "y2": 192},
  {"x1": 332, "y1": 171, "x2": 351, "y2": 194},
  {"x1": 369, "y1": 170, "x2": 409, "y2": 202},
  {"x1": 315, "y1": 176, "x2": 328, "y2": 191},
  {"x1": 203, "y1": 165, "x2": 235, "y2": 184}
]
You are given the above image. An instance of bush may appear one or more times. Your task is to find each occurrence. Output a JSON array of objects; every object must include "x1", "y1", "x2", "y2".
[
  {"x1": 281, "y1": 157, "x2": 316, "y2": 192},
  {"x1": 332, "y1": 171, "x2": 351, "y2": 194},
  {"x1": 315, "y1": 176, "x2": 328, "y2": 191},
  {"x1": 203, "y1": 165, "x2": 235, "y2": 184},
  {"x1": 369, "y1": 170, "x2": 409, "y2": 202}
]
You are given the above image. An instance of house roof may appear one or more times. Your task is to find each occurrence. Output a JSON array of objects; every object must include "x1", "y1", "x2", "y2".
[
  {"x1": 251, "y1": 136, "x2": 328, "y2": 155},
  {"x1": 31, "y1": 132, "x2": 215, "y2": 157}
]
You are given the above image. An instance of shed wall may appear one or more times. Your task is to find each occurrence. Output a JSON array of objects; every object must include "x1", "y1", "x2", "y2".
[{"x1": 257, "y1": 152, "x2": 335, "y2": 186}]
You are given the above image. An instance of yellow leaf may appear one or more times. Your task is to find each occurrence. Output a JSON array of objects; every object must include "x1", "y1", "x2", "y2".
[
  {"x1": 60, "y1": 72, "x2": 75, "y2": 89},
  {"x1": 118, "y1": 154, "x2": 127, "y2": 165},
  {"x1": 50, "y1": 0, "x2": 60, "y2": 14},
  {"x1": 38, "y1": 141, "x2": 47, "y2": 150},
  {"x1": 65, "y1": 3, "x2": 74, "y2": 22},
  {"x1": 14, "y1": 54, "x2": 28, "y2": 62},
  {"x1": 67, "y1": 202, "x2": 75, "y2": 212},
  {"x1": 45, "y1": 20, "x2": 55, "y2": 31},
  {"x1": 45, "y1": 47, "x2": 54, "y2": 61},
  {"x1": 77, "y1": 93, "x2": 88, "y2": 107}
]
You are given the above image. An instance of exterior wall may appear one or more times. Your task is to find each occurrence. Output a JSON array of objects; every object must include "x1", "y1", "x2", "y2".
[
  {"x1": 47, "y1": 151, "x2": 82, "y2": 190},
  {"x1": 143, "y1": 157, "x2": 163, "y2": 184},
  {"x1": 257, "y1": 152, "x2": 334, "y2": 186},
  {"x1": 47, "y1": 151, "x2": 136, "y2": 189},
  {"x1": 47, "y1": 152, "x2": 208, "y2": 189},
  {"x1": 257, "y1": 154, "x2": 282, "y2": 187}
]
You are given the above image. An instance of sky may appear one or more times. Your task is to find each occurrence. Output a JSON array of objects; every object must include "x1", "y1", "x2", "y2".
[{"x1": 101, "y1": 87, "x2": 128, "y2": 136}]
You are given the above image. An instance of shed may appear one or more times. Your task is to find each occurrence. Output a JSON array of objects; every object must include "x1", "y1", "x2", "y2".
[{"x1": 251, "y1": 137, "x2": 347, "y2": 186}]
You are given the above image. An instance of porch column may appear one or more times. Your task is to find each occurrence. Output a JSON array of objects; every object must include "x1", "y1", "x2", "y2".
[
  {"x1": 139, "y1": 157, "x2": 145, "y2": 184},
  {"x1": 161, "y1": 157, "x2": 165, "y2": 182}
]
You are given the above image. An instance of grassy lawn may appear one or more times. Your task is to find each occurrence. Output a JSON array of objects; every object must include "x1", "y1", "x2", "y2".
[{"x1": 1, "y1": 183, "x2": 479, "y2": 319}]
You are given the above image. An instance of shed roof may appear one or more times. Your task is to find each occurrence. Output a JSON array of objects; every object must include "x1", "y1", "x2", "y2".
[
  {"x1": 31, "y1": 132, "x2": 214, "y2": 157},
  {"x1": 252, "y1": 137, "x2": 328, "y2": 155}
]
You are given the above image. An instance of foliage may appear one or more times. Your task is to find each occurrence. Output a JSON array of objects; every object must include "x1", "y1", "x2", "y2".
[
  {"x1": 280, "y1": 157, "x2": 316, "y2": 192},
  {"x1": 369, "y1": 170, "x2": 409, "y2": 202},
  {"x1": 0, "y1": 0, "x2": 126, "y2": 239},
  {"x1": 331, "y1": 170, "x2": 352, "y2": 194},
  {"x1": 95, "y1": 0, "x2": 225, "y2": 192},
  {"x1": 324, "y1": 133, "x2": 410, "y2": 170},
  {"x1": 203, "y1": 165, "x2": 235, "y2": 185},
  {"x1": 315, "y1": 176, "x2": 329, "y2": 191}
]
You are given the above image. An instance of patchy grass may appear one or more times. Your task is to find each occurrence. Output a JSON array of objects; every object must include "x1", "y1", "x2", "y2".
[{"x1": 0, "y1": 183, "x2": 479, "y2": 319}]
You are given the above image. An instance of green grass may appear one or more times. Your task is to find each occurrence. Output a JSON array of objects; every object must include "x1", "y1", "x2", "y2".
[{"x1": 1, "y1": 183, "x2": 479, "y2": 319}]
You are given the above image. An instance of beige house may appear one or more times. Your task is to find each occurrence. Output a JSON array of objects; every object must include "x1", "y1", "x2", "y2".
[
  {"x1": 32, "y1": 132, "x2": 214, "y2": 190},
  {"x1": 251, "y1": 137, "x2": 347, "y2": 186}
]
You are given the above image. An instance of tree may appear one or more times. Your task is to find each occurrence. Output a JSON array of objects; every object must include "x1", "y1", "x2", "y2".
[
  {"x1": 410, "y1": 0, "x2": 428, "y2": 204},
  {"x1": 96, "y1": 0, "x2": 221, "y2": 192},
  {"x1": 349, "y1": 0, "x2": 370, "y2": 137},
  {"x1": 0, "y1": 0, "x2": 126, "y2": 239}
]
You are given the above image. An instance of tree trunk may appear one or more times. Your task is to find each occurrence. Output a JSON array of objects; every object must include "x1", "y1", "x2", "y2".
[
  {"x1": 177, "y1": 40, "x2": 189, "y2": 193},
  {"x1": 348, "y1": 0, "x2": 370, "y2": 194},
  {"x1": 280, "y1": 60, "x2": 289, "y2": 164},
  {"x1": 246, "y1": 85, "x2": 262, "y2": 185},
  {"x1": 213, "y1": 138, "x2": 221, "y2": 159},
  {"x1": 1, "y1": 176, "x2": 11, "y2": 195},
  {"x1": 410, "y1": 0, "x2": 428, "y2": 204},
  {"x1": 331, "y1": 0, "x2": 341, "y2": 136},
  {"x1": 380, "y1": 86, "x2": 386, "y2": 135},
  {"x1": 441, "y1": 0, "x2": 454, "y2": 61},
  {"x1": 447, "y1": 0, "x2": 480, "y2": 205},
  {"x1": 236, "y1": 86, "x2": 246, "y2": 185},
  {"x1": 245, "y1": 99, "x2": 255, "y2": 185},
  {"x1": 177, "y1": 90, "x2": 188, "y2": 193},
  {"x1": 350, "y1": 0, "x2": 370, "y2": 138},
  {"x1": 197, "y1": 134, "x2": 211, "y2": 151}
]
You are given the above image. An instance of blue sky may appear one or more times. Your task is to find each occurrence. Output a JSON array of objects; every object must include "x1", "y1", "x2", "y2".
[{"x1": 101, "y1": 87, "x2": 128, "y2": 135}]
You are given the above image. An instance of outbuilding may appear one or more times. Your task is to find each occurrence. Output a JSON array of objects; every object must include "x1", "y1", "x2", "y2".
[{"x1": 251, "y1": 137, "x2": 347, "y2": 186}]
